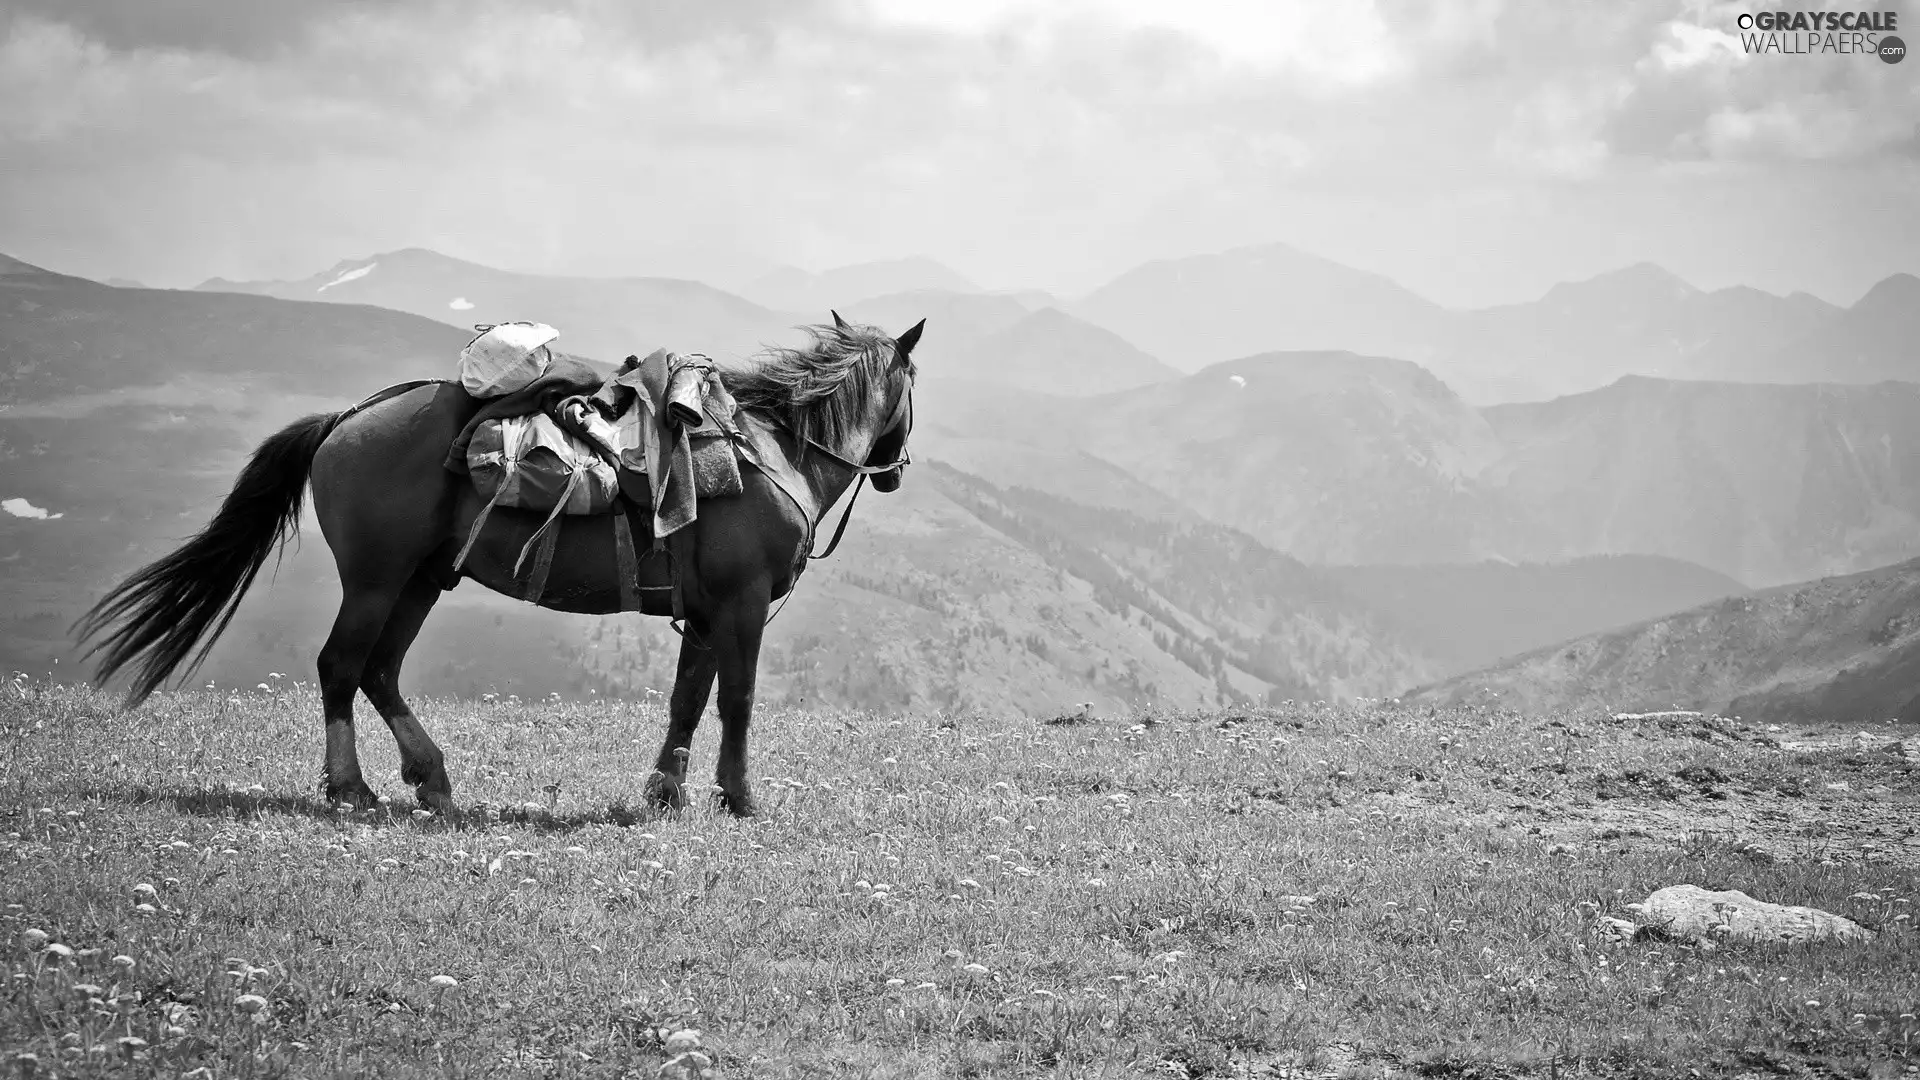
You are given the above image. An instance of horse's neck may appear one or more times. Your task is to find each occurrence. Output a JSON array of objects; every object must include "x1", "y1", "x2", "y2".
[
  {"x1": 798, "y1": 453, "x2": 857, "y2": 520},
  {"x1": 793, "y1": 384, "x2": 897, "y2": 516}
]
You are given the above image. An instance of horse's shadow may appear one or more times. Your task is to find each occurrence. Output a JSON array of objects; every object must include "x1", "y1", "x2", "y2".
[{"x1": 80, "y1": 784, "x2": 671, "y2": 832}]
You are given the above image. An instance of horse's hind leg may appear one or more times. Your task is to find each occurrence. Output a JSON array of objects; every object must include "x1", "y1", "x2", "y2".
[
  {"x1": 359, "y1": 571, "x2": 454, "y2": 814},
  {"x1": 318, "y1": 582, "x2": 408, "y2": 808},
  {"x1": 644, "y1": 631, "x2": 718, "y2": 811}
]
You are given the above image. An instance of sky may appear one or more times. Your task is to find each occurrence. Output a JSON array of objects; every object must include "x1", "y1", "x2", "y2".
[{"x1": 0, "y1": 0, "x2": 1915, "y2": 306}]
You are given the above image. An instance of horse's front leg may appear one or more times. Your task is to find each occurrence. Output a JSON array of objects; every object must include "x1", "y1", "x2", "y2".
[
  {"x1": 645, "y1": 631, "x2": 718, "y2": 811},
  {"x1": 711, "y1": 585, "x2": 771, "y2": 818}
]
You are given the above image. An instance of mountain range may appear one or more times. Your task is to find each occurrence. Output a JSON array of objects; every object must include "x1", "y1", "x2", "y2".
[
  {"x1": 8, "y1": 242, "x2": 1917, "y2": 717},
  {"x1": 194, "y1": 242, "x2": 1919, "y2": 407},
  {"x1": 195, "y1": 249, "x2": 1169, "y2": 398},
  {"x1": 1, "y1": 254, "x2": 1782, "y2": 713},
  {"x1": 1066, "y1": 243, "x2": 1916, "y2": 403},
  {"x1": 920, "y1": 352, "x2": 1920, "y2": 587},
  {"x1": 195, "y1": 247, "x2": 796, "y2": 367}
]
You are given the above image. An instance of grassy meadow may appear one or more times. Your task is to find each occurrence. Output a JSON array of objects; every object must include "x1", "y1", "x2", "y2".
[{"x1": 2, "y1": 675, "x2": 1917, "y2": 1078}]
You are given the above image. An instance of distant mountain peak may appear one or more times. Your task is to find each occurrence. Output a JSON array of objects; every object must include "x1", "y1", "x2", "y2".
[
  {"x1": 1542, "y1": 261, "x2": 1699, "y2": 306},
  {"x1": 315, "y1": 261, "x2": 377, "y2": 293},
  {"x1": 1020, "y1": 305, "x2": 1077, "y2": 326},
  {"x1": 1853, "y1": 271, "x2": 1920, "y2": 314},
  {"x1": 0, "y1": 252, "x2": 50, "y2": 277}
]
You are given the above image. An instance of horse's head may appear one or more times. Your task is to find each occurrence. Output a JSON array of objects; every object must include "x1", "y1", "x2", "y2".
[
  {"x1": 730, "y1": 312, "x2": 925, "y2": 489},
  {"x1": 844, "y1": 311, "x2": 921, "y2": 493}
]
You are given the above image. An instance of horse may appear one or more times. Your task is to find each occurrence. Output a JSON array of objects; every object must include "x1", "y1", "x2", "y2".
[{"x1": 73, "y1": 315, "x2": 924, "y2": 818}]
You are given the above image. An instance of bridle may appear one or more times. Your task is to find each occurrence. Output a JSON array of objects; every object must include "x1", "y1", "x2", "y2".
[
  {"x1": 791, "y1": 375, "x2": 914, "y2": 481},
  {"x1": 801, "y1": 376, "x2": 913, "y2": 561}
]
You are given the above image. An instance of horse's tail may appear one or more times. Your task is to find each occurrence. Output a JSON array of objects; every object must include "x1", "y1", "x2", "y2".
[{"x1": 73, "y1": 411, "x2": 346, "y2": 707}]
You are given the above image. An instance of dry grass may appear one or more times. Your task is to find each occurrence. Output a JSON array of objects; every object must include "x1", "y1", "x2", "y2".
[{"x1": 2, "y1": 678, "x2": 1917, "y2": 1078}]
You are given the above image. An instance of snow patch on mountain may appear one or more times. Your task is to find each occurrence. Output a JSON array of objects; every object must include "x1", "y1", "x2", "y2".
[{"x1": 316, "y1": 263, "x2": 376, "y2": 292}]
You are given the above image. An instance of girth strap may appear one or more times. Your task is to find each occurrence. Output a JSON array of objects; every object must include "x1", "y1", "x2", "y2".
[{"x1": 612, "y1": 505, "x2": 642, "y2": 613}]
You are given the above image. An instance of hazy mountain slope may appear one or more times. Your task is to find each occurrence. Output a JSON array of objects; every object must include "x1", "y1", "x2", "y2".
[
  {"x1": 1405, "y1": 557, "x2": 1920, "y2": 724},
  {"x1": 1694, "y1": 273, "x2": 1920, "y2": 386},
  {"x1": 1431, "y1": 266, "x2": 1844, "y2": 402},
  {"x1": 5, "y1": 262, "x2": 461, "y2": 403},
  {"x1": 924, "y1": 353, "x2": 1920, "y2": 585},
  {"x1": 196, "y1": 247, "x2": 799, "y2": 364},
  {"x1": 927, "y1": 465, "x2": 1445, "y2": 701},
  {"x1": 0, "y1": 254, "x2": 52, "y2": 277},
  {"x1": 1073, "y1": 242, "x2": 1447, "y2": 372},
  {"x1": 1324, "y1": 556, "x2": 1749, "y2": 675},
  {"x1": 1484, "y1": 376, "x2": 1920, "y2": 585},
  {"x1": 1067, "y1": 352, "x2": 1510, "y2": 564},
  {"x1": 939, "y1": 308, "x2": 1178, "y2": 395}
]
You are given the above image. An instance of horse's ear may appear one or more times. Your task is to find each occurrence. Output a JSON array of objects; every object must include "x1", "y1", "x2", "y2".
[
  {"x1": 895, "y1": 319, "x2": 925, "y2": 359},
  {"x1": 831, "y1": 309, "x2": 850, "y2": 331}
]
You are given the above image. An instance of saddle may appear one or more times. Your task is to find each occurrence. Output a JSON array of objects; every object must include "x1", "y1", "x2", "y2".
[{"x1": 451, "y1": 348, "x2": 748, "y2": 617}]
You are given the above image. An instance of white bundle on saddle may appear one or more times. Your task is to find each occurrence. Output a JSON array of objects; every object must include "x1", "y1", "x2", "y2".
[{"x1": 459, "y1": 322, "x2": 559, "y2": 398}]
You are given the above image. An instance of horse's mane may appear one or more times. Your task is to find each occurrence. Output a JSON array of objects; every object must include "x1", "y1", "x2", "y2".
[{"x1": 725, "y1": 322, "x2": 914, "y2": 452}]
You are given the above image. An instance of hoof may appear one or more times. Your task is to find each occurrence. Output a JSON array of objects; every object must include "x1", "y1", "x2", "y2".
[
  {"x1": 643, "y1": 770, "x2": 688, "y2": 811},
  {"x1": 714, "y1": 788, "x2": 759, "y2": 819},
  {"x1": 416, "y1": 786, "x2": 457, "y2": 817},
  {"x1": 325, "y1": 778, "x2": 380, "y2": 810}
]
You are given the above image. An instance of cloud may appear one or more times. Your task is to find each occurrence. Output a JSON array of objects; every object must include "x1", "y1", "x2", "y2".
[
  {"x1": 0, "y1": 0, "x2": 1913, "y2": 303},
  {"x1": 865, "y1": 0, "x2": 1401, "y2": 89},
  {"x1": 4, "y1": 0, "x2": 374, "y2": 58},
  {"x1": 2, "y1": 498, "x2": 62, "y2": 520},
  {"x1": 1487, "y1": 4, "x2": 1920, "y2": 170}
]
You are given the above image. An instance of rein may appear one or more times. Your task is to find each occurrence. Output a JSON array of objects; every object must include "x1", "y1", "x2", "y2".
[{"x1": 752, "y1": 382, "x2": 913, "y2": 562}]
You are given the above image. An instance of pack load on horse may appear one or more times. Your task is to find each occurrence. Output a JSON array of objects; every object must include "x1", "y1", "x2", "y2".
[{"x1": 73, "y1": 310, "x2": 925, "y2": 818}]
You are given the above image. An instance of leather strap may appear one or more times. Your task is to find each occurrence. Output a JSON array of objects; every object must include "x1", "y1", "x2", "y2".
[
  {"x1": 524, "y1": 522, "x2": 559, "y2": 604},
  {"x1": 809, "y1": 474, "x2": 866, "y2": 561},
  {"x1": 612, "y1": 502, "x2": 641, "y2": 613},
  {"x1": 452, "y1": 488, "x2": 502, "y2": 573},
  {"x1": 339, "y1": 379, "x2": 446, "y2": 425},
  {"x1": 514, "y1": 469, "x2": 581, "y2": 576}
]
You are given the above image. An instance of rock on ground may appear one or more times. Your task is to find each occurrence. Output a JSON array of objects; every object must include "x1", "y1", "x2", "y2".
[{"x1": 1636, "y1": 884, "x2": 1874, "y2": 945}]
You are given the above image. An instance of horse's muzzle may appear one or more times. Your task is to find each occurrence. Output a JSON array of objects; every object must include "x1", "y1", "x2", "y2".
[{"x1": 871, "y1": 468, "x2": 904, "y2": 493}]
